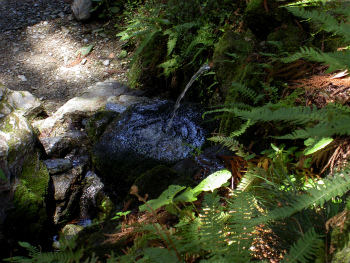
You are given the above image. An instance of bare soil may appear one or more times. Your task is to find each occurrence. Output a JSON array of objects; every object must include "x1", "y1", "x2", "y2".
[{"x1": 0, "y1": 0, "x2": 129, "y2": 114}]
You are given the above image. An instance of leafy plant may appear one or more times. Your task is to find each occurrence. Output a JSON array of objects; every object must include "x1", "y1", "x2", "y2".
[{"x1": 280, "y1": 4, "x2": 350, "y2": 73}]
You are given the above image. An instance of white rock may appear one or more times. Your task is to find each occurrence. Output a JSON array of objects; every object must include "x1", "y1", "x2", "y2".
[
  {"x1": 18, "y1": 75, "x2": 27, "y2": 81},
  {"x1": 103, "y1": 60, "x2": 110, "y2": 66}
]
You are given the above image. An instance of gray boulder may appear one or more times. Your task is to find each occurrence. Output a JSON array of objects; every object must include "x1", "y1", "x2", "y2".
[
  {"x1": 71, "y1": 0, "x2": 92, "y2": 21},
  {"x1": 91, "y1": 99, "x2": 216, "y2": 200}
]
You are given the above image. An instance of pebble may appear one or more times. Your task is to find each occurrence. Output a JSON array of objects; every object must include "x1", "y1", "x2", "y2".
[
  {"x1": 61, "y1": 26, "x2": 70, "y2": 34},
  {"x1": 103, "y1": 60, "x2": 110, "y2": 66},
  {"x1": 18, "y1": 75, "x2": 27, "y2": 81}
]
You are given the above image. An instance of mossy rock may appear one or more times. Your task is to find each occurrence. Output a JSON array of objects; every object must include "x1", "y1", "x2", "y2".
[
  {"x1": 85, "y1": 110, "x2": 119, "y2": 144},
  {"x1": 4, "y1": 150, "x2": 51, "y2": 245},
  {"x1": 266, "y1": 23, "x2": 304, "y2": 53},
  {"x1": 74, "y1": 220, "x2": 128, "y2": 260},
  {"x1": 329, "y1": 209, "x2": 350, "y2": 263},
  {"x1": 243, "y1": 0, "x2": 281, "y2": 39},
  {"x1": 212, "y1": 30, "x2": 253, "y2": 96}
]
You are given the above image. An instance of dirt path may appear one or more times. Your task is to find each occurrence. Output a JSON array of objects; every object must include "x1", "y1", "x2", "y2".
[{"x1": 0, "y1": 0, "x2": 128, "y2": 114}]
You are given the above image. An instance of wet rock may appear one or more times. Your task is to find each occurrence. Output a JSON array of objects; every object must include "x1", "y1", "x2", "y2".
[
  {"x1": 86, "y1": 110, "x2": 119, "y2": 143},
  {"x1": 43, "y1": 158, "x2": 72, "y2": 174},
  {"x1": 39, "y1": 130, "x2": 87, "y2": 157},
  {"x1": 105, "y1": 95, "x2": 149, "y2": 113},
  {"x1": 80, "y1": 171, "x2": 104, "y2": 219},
  {"x1": 39, "y1": 136, "x2": 71, "y2": 157},
  {"x1": 91, "y1": 99, "x2": 215, "y2": 200},
  {"x1": 71, "y1": 0, "x2": 92, "y2": 21},
  {"x1": 52, "y1": 152, "x2": 89, "y2": 224},
  {"x1": 52, "y1": 170, "x2": 79, "y2": 201}
]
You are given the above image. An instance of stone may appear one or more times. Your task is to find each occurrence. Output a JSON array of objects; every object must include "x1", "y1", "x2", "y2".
[
  {"x1": 80, "y1": 171, "x2": 104, "y2": 219},
  {"x1": 105, "y1": 95, "x2": 149, "y2": 113},
  {"x1": 39, "y1": 136, "x2": 71, "y2": 157},
  {"x1": 36, "y1": 80, "x2": 128, "y2": 137},
  {"x1": 91, "y1": 99, "x2": 216, "y2": 201},
  {"x1": 71, "y1": 0, "x2": 92, "y2": 21},
  {"x1": 18, "y1": 75, "x2": 27, "y2": 81},
  {"x1": 3, "y1": 151, "x2": 51, "y2": 249},
  {"x1": 43, "y1": 159, "x2": 72, "y2": 174},
  {"x1": 51, "y1": 165, "x2": 84, "y2": 201},
  {"x1": 103, "y1": 59, "x2": 110, "y2": 66}
]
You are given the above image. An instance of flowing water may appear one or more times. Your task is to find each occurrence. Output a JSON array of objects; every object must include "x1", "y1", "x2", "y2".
[{"x1": 165, "y1": 63, "x2": 212, "y2": 133}]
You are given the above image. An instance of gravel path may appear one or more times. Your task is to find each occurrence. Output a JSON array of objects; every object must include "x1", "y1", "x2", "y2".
[{"x1": 0, "y1": 0, "x2": 129, "y2": 114}]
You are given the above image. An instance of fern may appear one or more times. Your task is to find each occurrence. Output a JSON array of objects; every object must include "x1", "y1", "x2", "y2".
[
  {"x1": 3, "y1": 241, "x2": 81, "y2": 263},
  {"x1": 236, "y1": 167, "x2": 265, "y2": 192},
  {"x1": 259, "y1": 171, "x2": 350, "y2": 224},
  {"x1": 281, "y1": 47, "x2": 350, "y2": 73},
  {"x1": 226, "y1": 191, "x2": 257, "y2": 263},
  {"x1": 208, "y1": 136, "x2": 252, "y2": 159},
  {"x1": 282, "y1": 228, "x2": 323, "y2": 263},
  {"x1": 230, "y1": 82, "x2": 265, "y2": 105},
  {"x1": 285, "y1": 7, "x2": 350, "y2": 42},
  {"x1": 281, "y1": 5, "x2": 350, "y2": 73},
  {"x1": 199, "y1": 191, "x2": 229, "y2": 260}
]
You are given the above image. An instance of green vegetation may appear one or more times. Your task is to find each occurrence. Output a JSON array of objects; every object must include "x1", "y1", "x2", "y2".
[{"x1": 7, "y1": 0, "x2": 350, "y2": 261}]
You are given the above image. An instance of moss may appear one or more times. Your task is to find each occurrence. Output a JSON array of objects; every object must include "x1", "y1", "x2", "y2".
[
  {"x1": 96, "y1": 193, "x2": 115, "y2": 221},
  {"x1": 267, "y1": 24, "x2": 304, "y2": 53},
  {"x1": 86, "y1": 110, "x2": 119, "y2": 143},
  {"x1": 212, "y1": 30, "x2": 253, "y2": 96},
  {"x1": 5, "y1": 150, "x2": 50, "y2": 241},
  {"x1": 243, "y1": 0, "x2": 279, "y2": 39},
  {"x1": 330, "y1": 215, "x2": 350, "y2": 263}
]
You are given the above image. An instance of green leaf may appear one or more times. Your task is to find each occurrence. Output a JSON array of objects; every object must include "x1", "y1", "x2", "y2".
[
  {"x1": 118, "y1": 50, "x2": 128, "y2": 58},
  {"x1": 303, "y1": 137, "x2": 333, "y2": 155},
  {"x1": 192, "y1": 169, "x2": 232, "y2": 194},
  {"x1": 111, "y1": 211, "x2": 131, "y2": 220},
  {"x1": 173, "y1": 187, "x2": 198, "y2": 203},
  {"x1": 0, "y1": 167, "x2": 6, "y2": 181},
  {"x1": 76, "y1": 45, "x2": 94, "y2": 56},
  {"x1": 110, "y1": 7, "x2": 120, "y2": 13},
  {"x1": 139, "y1": 185, "x2": 186, "y2": 212}
]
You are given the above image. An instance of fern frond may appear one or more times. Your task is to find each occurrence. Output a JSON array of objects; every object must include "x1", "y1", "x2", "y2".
[
  {"x1": 175, "y1": 217, "x2": 201, "y2": 254},
  {"x1": 226, "y1": 191, "x2": 257, "y2": 263},
  {"x1": 282, "y1": 228, "x2": 323, "y2": 263},
  {"x1": 230, "y1": 82, "x2": 265, "y2": 105},
  {"x1": 237, "y1": 167, "x2": 266, "y2": 192},
  {"x1": 186, "y1": 27, "x2": 214, "y2": 56},
  {"x1": 229, "y1": 119, "x2": 256, "y2": 138},
  {"x1": 259, "y1": 171, "x2": 350, "y2": 224},
  {"x1": 133, "y1": 27, "x2": 161, "y2": 58},
  {"x1": 165, "y1": 33, "x2": 178, "y2": 56},
  {"x1": 286, "y1": 7, "x2": 350, "y2": 41},
  {"x1": 281, "y1": 47, "x2": 350, "y2": 73},
  {"x1": 199, "y1": 191, "x2": 229, "y2": 260},
  {"x1": 278, "y1": 115, "x2": 350, "y2": 139},
  {"x1": 208, "y1": 136, "x2": 250, "y2": 159},
  {"x1": 234, "y1": 105, "x2": 327, "y2": 125}
]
